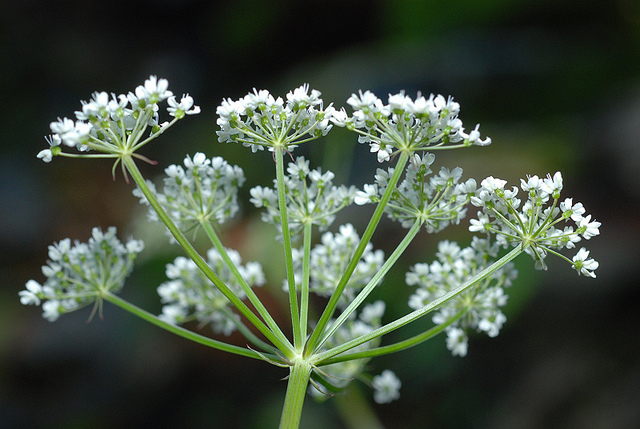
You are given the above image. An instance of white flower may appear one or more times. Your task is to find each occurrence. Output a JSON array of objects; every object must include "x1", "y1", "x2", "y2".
[
  {"x1": 354, "y1": 184, "x2": 378, "y2": 205},
  {"x1": 372, "y1": 370, "x2": 401, "y2": 404},
  {"x1": 42, "y1": 300, "x2": 62, "y2": 322},
  {"x1": 359, "y1": 301, "x2": 386, "y2": 324},
  {"x1": 576, "y1": 214, "x2": 601, "y2": 240},
  {"x1": 572, "y1": 247, "x2": 599, "y2": 278},
  {"x1": 19, "y1": 280, "x2": 42, "y2": 305},
  {"x1": 469, "y1": 212, "x2": 492, "y2": 232},
  {"x1": 167, "y1": 94, "x2": 201, "y2": 119},
  {"x1": 446, "y1": 327, "x2": 468, "y2": 357},
  {"x1": 137, "y1": 75, "x2": 173, "y2": 104},
  {"x1": 37, "y1": 149, "x2": 53, "y2": 163},
  {"x1": 541, "y1": 171, "x2": 563, "y2": 198},
  {"x1": 478, "y1": 312, "x2": 507, "y2": 337},
  {"x1": 460, "y1": 123, "x2": 491, "y2": 146},
  {"x1": 480, "y1": 176, "x2": 507, "y2": 193},
  {"x1": 347, "y1": 90, "x2": 381, "y2": 112}
]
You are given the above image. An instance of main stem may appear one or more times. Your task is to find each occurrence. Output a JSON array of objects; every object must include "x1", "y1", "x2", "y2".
[{"x1": 279, "y1": 359, "x2": 313, "y2": 429}]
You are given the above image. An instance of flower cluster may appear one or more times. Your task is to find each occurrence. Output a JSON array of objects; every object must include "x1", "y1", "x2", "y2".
[
  {"x1": 133, "y1": 153, "x2": 245, "y2": 232},
  {"x1": 288, "y1": 223, "x2": 385, "y2": 308},
  {"x1": 331, "y1": 90, "x2": 491, "y2": 163},
  {"x1": 250, "y1": 157, "x2": 356, "y2": 237},
  {"x1": 157, "y1": 247, "x2": 265, "y2": 335},
  {"x1": 469, "y1": 172, "x2": 601, "y2": 277},
  {"x1": 312, "y1": 301, "x2": 400, "y2": 403},
  {"x1": 355, "y1": 153, "x2": 477, "y2": 232},
  {"x1": 407, "y1": 238, "x2": 518, "y2": 357},
  {"x1": 371, "y1": 370, "x2": 402, "y2": 404},
  {"x1": 19, "y1": 227, "x2": 144, "y2": 321},
  {"x1": 216, "y1": 84, "x2": 334, "y2": 152},
  {"x1": 39, "y1": 76, "x2": 200, "y2": 163}
]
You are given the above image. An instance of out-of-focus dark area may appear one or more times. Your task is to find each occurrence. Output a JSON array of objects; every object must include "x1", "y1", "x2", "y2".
[{"x1": 1, "y1": 0, "x2": 639, "y2": 427}]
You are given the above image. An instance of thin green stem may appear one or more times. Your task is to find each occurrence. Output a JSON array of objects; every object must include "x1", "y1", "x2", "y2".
[
  {"x1": 219, "y1": 306, "x2": 278, "y2": 354},
  {"x1": 274, "y1": 146, "x2": 302, "y2": 350},
  {"x1": 316, "y1": 219, "x2": 422, "y2": 350},
  {"x1": 300, "y1": 222, "x2": 313, "y2": 343},
  {"x1": 312, "y1": 245, "x2": 523, "y2": 365},
  {"x1": 305, "y1": 151, "x2": 410, "y2": 356},
  {"x1": 279, "y1": 359, "x2": 313, "y2": 429},
  {"x1": 123, "y1": 155, "x2": 294, "y2": 357},
  {"x1": 104, "y1": 292, "x2": 273, "y2": 360},
  {"x1": 317, "y1": 310, "x2": 464, "y2": 365},
  {"x1": 200, "y1": 220, "x2": 291, "y2": 351}
]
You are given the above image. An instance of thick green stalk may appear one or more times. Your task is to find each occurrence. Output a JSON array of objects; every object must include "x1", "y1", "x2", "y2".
[
  {"x1": 279, "y1": 359, "x2": 313, "y2": 429},
  {"x1": 200, "y1": 220, "x2": 290, "y2": 351},
  {"x1": 123, "y1": 156, "x2": 294, "y2": 356},
  {"x1": 274, "y1": 146, "x2": 302, "y2": 350},
  {"x1": 305, "y1": 152, "x2": 410, "y2": 356},
  {"x1": 312, "y1": 245, "x2": 523, "y2": 364},
  {"x1": 104, "y1": 292, "x2": 273, "y2": 360}
]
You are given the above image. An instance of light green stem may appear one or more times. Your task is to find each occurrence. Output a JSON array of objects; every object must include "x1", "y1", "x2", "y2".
[
  {"x1": 312, "y1": 245, "x2": 523, "y2": 364},
  {"x1": 318, "y1": 310, "x2": 464, "y2": 365},
  {"x1": 279, "y1": 359, "x2": 313, "y2": 429},
  {"x1": 103, "y1": 292, "x2": 273, "y2": 360},
  {"x1": 306, "y1": 152, "x2": 410, "y2": 356},
  {"x1": 299, "y1": 222, "x2": 313, "y2": 343},
  {"x1": 200, "y1": 220, "x2": 290, "y2": 351},
  {"x1": 123, "y1": 155, "x2": 293, "y2": 356},
  {"x1": 317, "y1": 219, "x2": 422, "y2": 350},
  {"x1": 274, "y1": 146, "x2": 302, "y2": 350}
]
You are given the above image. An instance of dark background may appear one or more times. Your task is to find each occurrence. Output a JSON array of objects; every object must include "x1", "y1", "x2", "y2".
[{"x1": 1, "y1": 0, "x2": 639, "y2": 428}]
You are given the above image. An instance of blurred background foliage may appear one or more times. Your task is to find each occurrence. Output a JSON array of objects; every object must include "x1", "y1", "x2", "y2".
[{"x1": 1, "y1": 0, "x2": 639, "y2": 428}]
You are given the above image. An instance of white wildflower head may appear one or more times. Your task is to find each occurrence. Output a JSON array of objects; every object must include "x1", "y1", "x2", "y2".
[
  {"x1": 157, "y1": 247, "x2": 265, "y2": 335},
  {"x1": 469, "y1": 171, "x2": 601, "y2": 275},
  {"x1": 133, "y1": 153, "x2": 244, "y2": 233},
  {"x1": 355, "y1": 153, "x2": 477, "y2": 233},
  {"x1": 407, "y1": 238, "x2": 517, "y2": 356},
  {"x1": 249, "y1": 157, "x2": 356, "y2": 239},
  {"x1": 216, "y1": 84, "x2": 334, "y2": 153},
  {"x1": 19, "y1": 227, "x2": 144, "y2": 321},
  {"x1": 333, "y1": 90, "x2": 491, "y2": 163},
  {"x1": 40, "y1": 76, "x2": 199, "y2": 171}
]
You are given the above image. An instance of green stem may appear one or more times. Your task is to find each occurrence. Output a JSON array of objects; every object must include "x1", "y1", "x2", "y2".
[
  {"x1": 123, "y1": 155, "x2": 294, "y2": 356},
  {"x1": 103, "y1": 292, "x2": 273, "y2": 360},
  {"x1": 306, "y1": 152, "x2": 410, "y2": 356},
  {"x1": 279, "y1": 359, "x2": 313, "y2": 429},
  {"x1": 219, "y1": 306, "x2": 278, "y2": 353},
  {"x1": 299, "y1": 222, "x2": 313, "y2": 343},
  {"x1": 312, "y1": 245, "x2": 523, "y2": 364},
  {"x1": 317, "y1": 219, "x2": 422, "y2": 350},
  {"x1": 274, "y1": 146, "x2": 302, "y2": 350},
  {"x1": 318, "y1": 310, "x2": 464, "y2": 365},
  {"x1": 200, "y1": 220, "x2": 290, "y2": 351}
]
